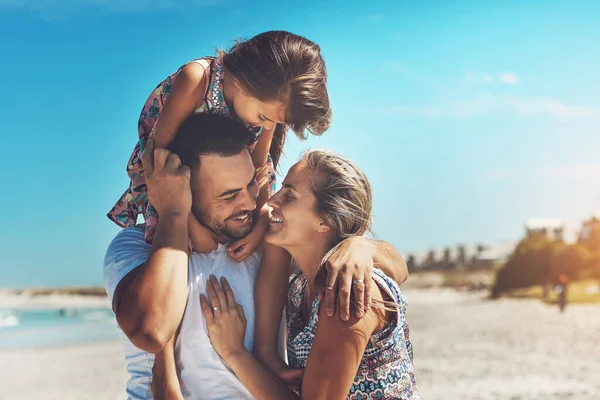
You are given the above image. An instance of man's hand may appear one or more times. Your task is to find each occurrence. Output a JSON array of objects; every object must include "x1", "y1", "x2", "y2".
[
  {"x1": 143, "y1": 138, "x2": 192, "y2": 217},
  {"x1": 323, "y1": 237, "x2": 375, "y2": 321}
]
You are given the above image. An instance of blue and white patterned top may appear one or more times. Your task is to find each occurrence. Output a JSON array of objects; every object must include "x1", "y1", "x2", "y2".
[{"x1": 286, "y1": 268, "x2": 420, "y2": 399}]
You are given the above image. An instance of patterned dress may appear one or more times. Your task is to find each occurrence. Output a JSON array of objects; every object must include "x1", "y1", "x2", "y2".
[
  {"x1": 287, "y1": 268, "x2": 420, "y2": 399},
  {"x1": 107, "y1": 57, "x2": 277, "y2": 244}
]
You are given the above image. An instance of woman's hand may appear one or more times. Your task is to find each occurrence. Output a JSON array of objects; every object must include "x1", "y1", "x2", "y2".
[
  {"x1": 200, "y1": 276, "x2": 248, "y2": 361},
  {"x1": 322, "y1": 236, "x2": 375, "y2": 321}
]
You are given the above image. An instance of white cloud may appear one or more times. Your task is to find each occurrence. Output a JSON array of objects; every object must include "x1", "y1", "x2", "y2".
[
  {"x1": 485, "y1": 165, "x2": 600, "y2": 181},
  {"x1": 503, "y1": 96, "x2": 595, "y2": 118},
  {"x1": 384, "y1": 91, "x2": 597, "y2": 120},
  {"x1": 0, "y1": 0, "x2": 218, "y2": 13},
  {"x1": 464, "y1": 70, "x2": 521, "y2": 86},
  {"x1": 385, "y1": 91, "x2": 497, "y2": 119},
  {"x1": 499, "y1": 72, "x2": 521, "y2": 85}
]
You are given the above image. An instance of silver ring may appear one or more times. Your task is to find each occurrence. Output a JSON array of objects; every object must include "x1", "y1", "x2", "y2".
[
  {"x1": 353, "y1": 279, "x2": 365, "y2": 284},
  {"x1": 213, "y1": 306, "x2": 220, "y2": 311}
]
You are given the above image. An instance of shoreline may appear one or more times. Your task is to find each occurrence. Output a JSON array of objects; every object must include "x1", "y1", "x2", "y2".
[{"x1": 0, "y1": 287, "x2": 110, "y2": 310}]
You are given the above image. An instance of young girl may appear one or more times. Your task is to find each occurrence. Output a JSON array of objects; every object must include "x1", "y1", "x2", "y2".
[{"x1": 108, "y1": 30, "x2": 331, "y2": 258}]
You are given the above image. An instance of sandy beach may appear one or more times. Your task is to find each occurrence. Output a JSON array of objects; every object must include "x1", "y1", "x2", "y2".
[
  {"x1": 0, "y1": 341, "x2": 127, "y2": 400},
  {"x1": 1, "y1": 288, "x2": 598, "y2": 399}
]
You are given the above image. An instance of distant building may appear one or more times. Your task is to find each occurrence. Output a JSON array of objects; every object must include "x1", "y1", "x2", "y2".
[
  {"x1": 405, "y1": 241, "x2": 514, "y2": 271},
  {"x1": 579, "y1": 214, "x2": 600, "y2": 242},
  {"x1": 525, "y1": 218, "x2": 564, "y2": 241}
]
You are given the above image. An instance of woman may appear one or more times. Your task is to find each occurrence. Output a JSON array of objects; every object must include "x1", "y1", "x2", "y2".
[{"x1": 200, "y1": 150, "x2": 419, "y2": 399}]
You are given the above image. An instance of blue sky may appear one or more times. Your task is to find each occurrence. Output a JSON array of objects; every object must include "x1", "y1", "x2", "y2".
[{"x1": 1, "y1": 0, "x2": 599, "y2": 287}]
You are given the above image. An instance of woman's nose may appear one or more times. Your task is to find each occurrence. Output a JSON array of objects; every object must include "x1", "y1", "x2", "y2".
[{"x1": 267, "y1": 192, "x2": 281, "y2": 208}]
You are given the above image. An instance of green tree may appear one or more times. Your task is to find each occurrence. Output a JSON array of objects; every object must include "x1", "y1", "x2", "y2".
[{"x1": 492, "y1": 233, "x2": 563, "y2": 296}]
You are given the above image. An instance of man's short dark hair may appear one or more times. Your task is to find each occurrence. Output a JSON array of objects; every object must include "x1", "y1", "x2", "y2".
[{"x1": 168, "y1": 113, "x2": 253, "y2": 169}]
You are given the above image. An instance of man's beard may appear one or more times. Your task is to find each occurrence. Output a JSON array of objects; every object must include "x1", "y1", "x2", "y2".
[{"x1": 194, "y1": 209, "x2": 254, "y2": 242}]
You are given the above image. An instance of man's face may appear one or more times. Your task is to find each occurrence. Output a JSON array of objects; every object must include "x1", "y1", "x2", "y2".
[{"x1": 191, "y1": 149, "x2": 259, "y2": 241}]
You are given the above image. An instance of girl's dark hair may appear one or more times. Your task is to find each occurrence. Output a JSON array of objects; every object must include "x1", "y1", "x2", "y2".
[{"x1": 221, "y1": 30, "x2": 332, "y2": 168}]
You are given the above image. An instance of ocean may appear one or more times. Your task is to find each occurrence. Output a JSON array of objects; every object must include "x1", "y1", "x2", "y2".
[{"x1": 0, "y1": 307, "x2": 121, "y2": 349}]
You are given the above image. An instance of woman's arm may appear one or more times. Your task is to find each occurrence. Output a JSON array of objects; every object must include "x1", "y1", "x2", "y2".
[
  {"x1": 151, "y1": 335, "x2": 183, "y2": 400},
  {"x1": 300, "y1": 282, "x2": 382, "y2": 399},
  {"x1": 201, "y1": 277, "x2": 380, "y2": 400},
  {"x1": 201, "y1": 276, "x2": 299, "y2": 400},
  {"x1": 252, "y1": 243, "x2": 291, "y2": 365}
]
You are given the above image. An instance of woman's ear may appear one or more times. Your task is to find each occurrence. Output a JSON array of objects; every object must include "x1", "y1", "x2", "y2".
[{"x1": 316, "y1": 221, "x2": 331, "y2": 233}]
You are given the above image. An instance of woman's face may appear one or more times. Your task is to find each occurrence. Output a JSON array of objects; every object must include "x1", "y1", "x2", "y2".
[{"x1": 265, "y1": 161, "x2": 324, "y2": 250}]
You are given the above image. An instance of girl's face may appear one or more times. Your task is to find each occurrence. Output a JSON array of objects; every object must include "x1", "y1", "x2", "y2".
[
  {"x1": 265, "y1": 161, "x2": 325, "y2": 250},
  {"x1": 228, "y1": 80, "x2": 287, "y2": 132}
]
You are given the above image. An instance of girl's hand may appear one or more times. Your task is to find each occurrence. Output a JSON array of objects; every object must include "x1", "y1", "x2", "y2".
[
  {"x1": 322, "y1": 236, "x2": 375, "y2": 321},
  {"x1": 200, "y1": 276, "x2": 247, "y2": 361},
  {"x1": 189, "y1": 213, "x2": 218, "y2": 254},
  {"x1": 227, "y1": 206, "x2": 269, "y2": 262}
]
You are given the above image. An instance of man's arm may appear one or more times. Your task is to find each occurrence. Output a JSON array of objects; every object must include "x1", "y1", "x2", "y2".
[
  {"x1": 323, "y1": 236, "x2": 408, "y2": 320},
  {"x1": 113, "y1": 214, "x2": 189, "y2": 354},
  {"x1": 108, "y1": 138, "x2": 193, "y2": 353},
  {"x1": 369, "y1": 239, "x2": 408, "y2": 285}
]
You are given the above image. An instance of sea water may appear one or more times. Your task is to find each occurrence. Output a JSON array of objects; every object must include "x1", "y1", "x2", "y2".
[{"x1": 0, "y1": 307, "x2": 120, "y2": 349}]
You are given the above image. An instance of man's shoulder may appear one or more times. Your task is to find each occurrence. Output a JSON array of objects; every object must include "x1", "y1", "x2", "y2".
[
  {"x1": 106, "y1": 226, "x2": 147, "y2": 254},
  {"x1": 103, "y1": 226, "x2": 151, "y2": 306}
]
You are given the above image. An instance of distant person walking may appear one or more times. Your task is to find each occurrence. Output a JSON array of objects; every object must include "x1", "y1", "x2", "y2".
[{"x1": 556, "y1": 273, "x2": 568, "y2": 313}]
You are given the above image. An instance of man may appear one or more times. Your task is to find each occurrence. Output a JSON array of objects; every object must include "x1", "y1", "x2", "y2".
[
  {"x1": 104, "y1": 113, "x2": 262, "y2": 399},
  {"x1": 104, "y1": 113, "x2": 409, "y2": 399}
]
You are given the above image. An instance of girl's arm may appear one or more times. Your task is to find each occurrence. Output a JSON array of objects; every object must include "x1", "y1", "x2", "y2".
[
  {"x1": 250, "y1": 124, "x2": 276, "y2": 170},
  {"x1": 150, "y1": 61, "x2": 218, "y2": 254},
  {"x1": 226, "y1": 126, "x2": 277, "y2": 261},
  {"x1": 151, "y1": 62, "x2": 208, "y2": 148}
]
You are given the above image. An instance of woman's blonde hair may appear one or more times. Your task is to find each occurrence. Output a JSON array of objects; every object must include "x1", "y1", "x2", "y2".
[
  {"x1": 302, "y1": 150, "x2": 398, "y2": 316},
  {"x1": 301, "y1": 150, "x2": 372, "y2": 296}
]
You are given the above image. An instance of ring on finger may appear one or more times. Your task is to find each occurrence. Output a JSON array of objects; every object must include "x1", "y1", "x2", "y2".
[
  {"x1": 213, "y1": 306, "x2": 220, "y2": 311},
  {"x1": 353, "y1": 279, "x2": 365, "y2": 284}
]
